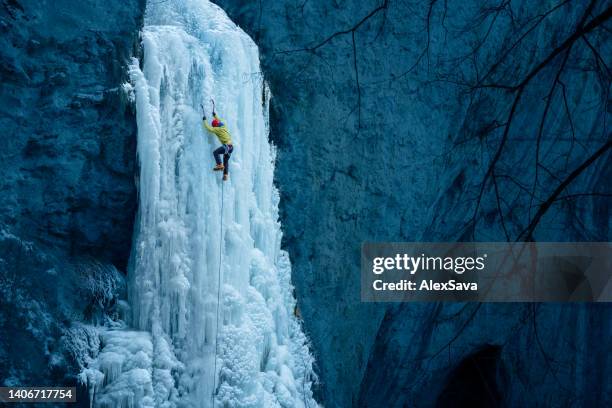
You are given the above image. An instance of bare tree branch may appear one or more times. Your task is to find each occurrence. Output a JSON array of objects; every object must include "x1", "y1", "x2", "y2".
[
  {"x1": 478, "y1": 2, "x2": 610, "y2": 90},
  {"x1": 275, "y1": 0, "x2": 389, "y2": 55},
  {"x1": 529, "y1": 47, "x2": 572, "y2": 218},
  {"x1": 275, "y1": 0, "x2": 389, "y2": 129},
  {"x1": 518, "y1": 138, "x2": 612, "y2": 241}
]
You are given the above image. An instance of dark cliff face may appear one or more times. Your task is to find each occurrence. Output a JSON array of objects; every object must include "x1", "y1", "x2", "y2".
[
  {"x1": 0, "y1": 0, "x2": 143, "y2": 267},
  {"x1": 214, "y1": 0, "x2": 611, "y2": 406},
  {"x1": 0, "y1": 0, "x2": 144, "y2": 387}
]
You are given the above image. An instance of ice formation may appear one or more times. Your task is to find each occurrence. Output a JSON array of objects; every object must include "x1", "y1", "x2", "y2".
[{"x1": 80, "y1": 1, "x2": 317, "y2": 406}]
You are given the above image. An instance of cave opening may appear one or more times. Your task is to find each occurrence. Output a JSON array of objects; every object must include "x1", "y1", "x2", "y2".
[{"x1": 436, "y1": 345, "x2": 504, "y2": 408}]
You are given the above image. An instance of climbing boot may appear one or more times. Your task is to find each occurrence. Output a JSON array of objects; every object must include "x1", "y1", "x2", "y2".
[
  {"x1": 213, "y1": 164, "x2": 224, "y2": 171},
  {"x1": 223, "y1": 174, "x2": 229, "y2": 181}
]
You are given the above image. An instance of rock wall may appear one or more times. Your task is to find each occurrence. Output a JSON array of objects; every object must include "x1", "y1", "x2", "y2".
[
  {"x1": 0, "y1": 0, "x2": 145, "y2": 389},
  {"x1": 0, "y1": 0, "x2": 143, "y2": 266},
  {"x1": 213, "y1": 0, "x2": 611, "y2": 406}
]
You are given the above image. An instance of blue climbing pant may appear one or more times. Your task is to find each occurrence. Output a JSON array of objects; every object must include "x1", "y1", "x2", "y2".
[{"x1": 213, "y1": 144, "x2": 233, "y2": 175}]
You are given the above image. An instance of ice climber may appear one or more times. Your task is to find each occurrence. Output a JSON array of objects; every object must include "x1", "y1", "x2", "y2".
[{"x1": 203, "y1": 109, "x2": 233, "y2": 181}]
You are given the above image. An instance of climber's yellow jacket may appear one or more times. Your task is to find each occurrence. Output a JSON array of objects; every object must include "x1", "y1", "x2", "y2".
[{"x1": 203, "y1": 114, "x2": 232, "y2": 145}]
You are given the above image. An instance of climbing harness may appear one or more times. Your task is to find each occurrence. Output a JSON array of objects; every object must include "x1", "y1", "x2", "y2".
[{"x1": 212, "y1": 181, "x2": 224, "y2": 408}]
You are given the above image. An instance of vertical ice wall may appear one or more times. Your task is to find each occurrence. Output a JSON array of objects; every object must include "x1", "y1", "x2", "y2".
[{"x1": 83, "y1": 1, "x2": 318, "y2": 407}]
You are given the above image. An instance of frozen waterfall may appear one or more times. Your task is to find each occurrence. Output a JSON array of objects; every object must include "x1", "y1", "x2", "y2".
[{"x1": 80, "y1": 1, "x2": 318, "y2": 407}]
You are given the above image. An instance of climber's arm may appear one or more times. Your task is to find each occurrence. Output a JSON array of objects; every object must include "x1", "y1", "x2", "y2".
[
  {"x1": 202, "y1": 110, "x2": 223, "y2": 134},
  {"x1": 203, "y1": 118, "x2": 214, "y2": 133},
  {"x1": 201, "y1": 105, "x2": 214, "y2": 133}
]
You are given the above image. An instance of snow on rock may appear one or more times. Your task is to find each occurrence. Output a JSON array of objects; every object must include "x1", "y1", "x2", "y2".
[{"x1": 90, "y1": 1, "x2": 317, "y2": 407}]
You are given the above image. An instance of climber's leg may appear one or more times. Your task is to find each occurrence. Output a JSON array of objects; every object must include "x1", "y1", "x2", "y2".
[
  {"x1": 223, "y1": 154, "x2": 229, "y2": 175},
  {"x1": 213, "y1": 146, "x2": 225, "y2": 171},
  {"x1": 223, "y1": 145, "x2": 233, "y2": 176}
]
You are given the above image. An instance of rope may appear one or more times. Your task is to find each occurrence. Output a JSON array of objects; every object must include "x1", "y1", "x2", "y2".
[{"x1": 212, "y1": 181, "x2": 224, "y2": 408}]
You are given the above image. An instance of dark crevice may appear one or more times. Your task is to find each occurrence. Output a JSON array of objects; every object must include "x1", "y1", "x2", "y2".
[{"x1": 436, "y1": 345, "x2": 505, "y2": 408}]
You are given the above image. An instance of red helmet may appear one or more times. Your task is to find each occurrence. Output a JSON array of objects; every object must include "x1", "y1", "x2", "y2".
[{"x1": 212, "y1": 118, "x2": 221, "y2": 127}]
